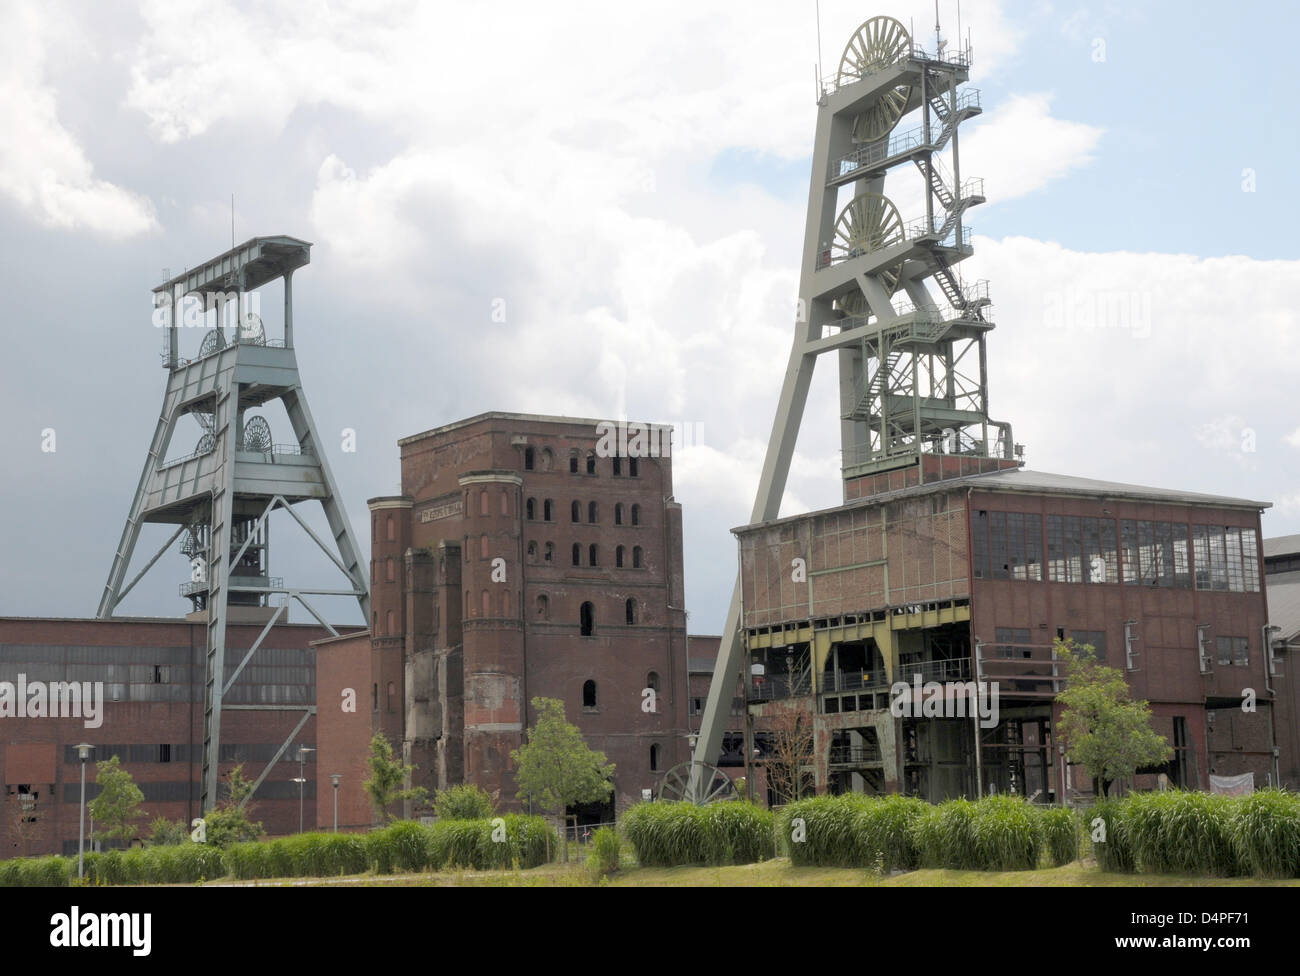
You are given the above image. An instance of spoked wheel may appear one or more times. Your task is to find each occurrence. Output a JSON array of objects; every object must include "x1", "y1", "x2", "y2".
[
  {"x1": 832, "y1": 192, "x2": 905, "y2": 315},
  {"x1": 837, "y1": 16, "x2": 913, "y2": 144},
  {"x1": 243, "y1": 415, "x2": 272, "y2": 452},
  {"x1": 837, "y1": 15, "x2": 911, "y2": 83},
  {"x1": 657, "y1": 761, "x2": 738, "y2": 805}
]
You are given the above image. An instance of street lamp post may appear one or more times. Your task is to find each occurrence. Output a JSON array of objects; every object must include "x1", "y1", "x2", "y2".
[
  {"x1": 295, "y1": 745, "x2": 315, "y2": 833},
  {"x1": 75, "y1": 743, "x2": 94, "y2": 880},
  {"x1": 331, "y1": 774, "x2": 341, "y2": 832}
]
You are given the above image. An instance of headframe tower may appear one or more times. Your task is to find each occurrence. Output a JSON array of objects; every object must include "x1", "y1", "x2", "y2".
[
  {"x1": 690, "y1": 16, "x2": 1016, "y2": 794},
  {"x1": 97, "y1": 237, "x2": 370, "y2": 812}
]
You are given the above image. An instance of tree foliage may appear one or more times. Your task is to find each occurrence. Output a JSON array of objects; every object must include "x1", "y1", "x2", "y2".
[
  {"x1": 88, "y1": 755, "x2": 144, "y2": 845},
  {"x1": 204, "y1": 764, "x2": 265, "y2": 848},
  {"x1": 363, "y1": 733, "x2": 429, "y2": 821},
  {"x1": 433, "y1": 784, "x2": 496, "y2": 820},
  {"x1": 1053, "y1": 638, "x2": 1172, "y2": 796},
  {"x1": 512, "y1": 697, "x2": 615, "y2": 818}
]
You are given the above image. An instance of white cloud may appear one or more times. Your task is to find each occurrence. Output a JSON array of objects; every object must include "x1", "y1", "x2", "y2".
[
  {"x1": 1285, "y1": 428, "x2": 1300, "y2": 448},
  {"x1": 0, "y1": 3, "x2": 158, "y2": 237},
  {"x1": 961, "y1": 93, "x2": 1104, "y2": 205}
]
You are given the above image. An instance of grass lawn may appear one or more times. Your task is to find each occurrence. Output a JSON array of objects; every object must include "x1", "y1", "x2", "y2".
[{"x1": 205, "y1": 857, "x2": 1300, "y2": 887}]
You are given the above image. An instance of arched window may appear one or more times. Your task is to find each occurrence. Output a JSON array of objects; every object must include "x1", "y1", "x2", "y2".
[
  {"x1": 500, "y1": 489, "x2": 508, "y2": 515},
  {"x1": 646, "y1": 671, "x2": 659, "y2": 692},
  {"x1": 613, "y1": 456, "x2": 622, "y2": 476},
  {"x1": 480, "y1": 534, "x2": 489, "y2": 559},
  {"x1": 479, "y1": 490, "x2": 488, "y2": 516},
  {"x1": 631, "y1": 504, "x2": 641, "y2": 526},
  {"x1": 386, "y1": 609, "x2": 394, "y2": 634},
  {"x1": 387, "y1": 681, "x2": 395, "y2": 713},
  {"x1": 586, "y1": 451, "x2": 596, "y2": 475},
  {"x1": 582, "y1": 679, "x2": 597, "y2": 708},
  {"x1": 527, "y1": 541, "x2": 538, "y2": 561},
  {"x1": 481, "y1": 589, "x2": 490, "y2": 617},
  {"x1": 541, "y1": 448, "x2": 554, "y2": 471},
  {"x1": 544, "y1": 499, "x2": 553, "y2": 521},
  {"x1": 572, "y1": 543, "x2": 581, "y2": 567},
  {"x1": 386, "y1": 557, "x2": 395, "y2": 582},
  {"x1": 569, "y1": 452, "x2": 579, "y2": 474},
  {"x1": 650, "y1": 743, "x2": 660, "y2": 772},
  {"x1": 526, "y1": 498, "x2": 536, "y2": 521},
  {"x1": 588, "y1": 501, "x2": 598, "y2": 523},
  {"x1": 544, "y1": 542, "x2": 554, "y2": 563},
  {"x1": 616, "y1": 545, "x2": 625, "y2": 568},
  {"x1": 633, "y1": 546, "x2": 643, "y2": 569},
  {"x1": 386, "y1": 515, "x2": 395, "y2": 541},
  {"x1": 524, "y1": 446, "x2": 535, "y2": 470},
  {"x1": 372, "y1": 610, "x2": 377, "y2": 632},
  {"x1": 536, "y1": 594, "x2": 549, "y2": 619},
  {"x1": 580, "y1": 601, "x2": 594, "y2": 636},
  {"x1": 625, "y1": 598, "x2": 636, "y2": 625},
  {"x1": 589, "y1": 544, "x2": 598, "y2": 567},
  {"x1": 571, "y1": 500, "x2": 581, "y2": 522},
  {"x1": 502, "y1": 591, "x2": 510, "y2": 617},
  {"x1": 629, "y1": 457, "x2": 639, "y2": 477},
  {"x1": 614, "y1": 503, "x2": 623, "y2": 525}
]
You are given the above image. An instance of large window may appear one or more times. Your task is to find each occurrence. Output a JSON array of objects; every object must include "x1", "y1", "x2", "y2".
[
  {"x1": 1194, "y1": 526, "x2": 1259, "y2": 593},
  {"x1": 973, "y1": 511, "x2": 1041, "y2": 581}
]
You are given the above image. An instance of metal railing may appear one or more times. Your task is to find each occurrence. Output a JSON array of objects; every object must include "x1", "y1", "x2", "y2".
[
  {"x1": 748, "y1": 670, "x2": 813, "y2": 703},
  {"x1": 161, "y1": 336, "x2": 286, "y2": 369},
  {"x1": 828, "y1": 744, "x2": 883, "y2": 765},
  {"x1": 832, "y1": 42, "x2": 971, "y2": 90},
  {"x1": 828, "y1": 90, "x2": 981, "y2": 181},
  {"x1": 817, "y1": 212, "x2": 975, "y2": 270},
  {"x1": 821, "y1": 668, "x2": 888, "y2": 692},
  {"x1": 897, "y1": 657, "x2": 973, "y2": 683}
]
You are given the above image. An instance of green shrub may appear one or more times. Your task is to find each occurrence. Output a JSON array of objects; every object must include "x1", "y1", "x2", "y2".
[
  {"x1": 586, "y1": 826, "x2": 622, "y2": 880},
  {"x1": 1089, "y1": 798, "x2": 1135, "y2": 873},
  {"x1": 860, "y1": 794, "x2": 927, "y2": 871},
  {"x1": 146, "y1": 817, "x2": 190, "y2": 847},
  {"x1": 0, "y1": 855, "x2": 75, "y2": 887},
  {"x1": 1042, "y1": 806, "x2": 1079, "y2": 867},
  {"x1": 224, "y1": 841, "x2": 270, "y2": 880},
  {"x1": 434, "y1": 785, "x2": 496, "y2": 820},
  {"x1": 623, "y1": 801, "x2": 772, "y2": 867},
  {"x1": 917, "y1": 798, "x2": 979, "y2": 870},
  {"x1": 778, "y1": 794, "x2": 868, "y2": 867},
  {"x1": 366, "y1": 829, "x2": 397, "y2": 875},
  {"x1": 1231, "y1": 789, "x2": 1300, "y2": 878},
  {"x1": 1125, "y1": 791, "x2": 1242, "y2": 877},
  {"x1": 970, "y1": 795, "x2": 1043, "y2": 871}
]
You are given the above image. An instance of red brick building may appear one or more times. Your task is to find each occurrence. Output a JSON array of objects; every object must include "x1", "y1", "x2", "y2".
[
  {"x1": 317, "y1": 412, "x2": 694, "y2": 826},
  {"x1": 0, "y1": 616, "x2": 341, "y2": 856},
  {"x1": 734, "y1": 461, "x2": 1288, "y2": 803}
]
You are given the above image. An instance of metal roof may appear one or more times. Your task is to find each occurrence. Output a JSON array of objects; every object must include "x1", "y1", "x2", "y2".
[
  {"x1": 153, "y1": 235, "x2": 312, "y2": 296},
  {"x1": 1264, "y1": 534, "x2": 1300, "y2": 559},
  {"x1": 965, "y1": 468, "x2": 1270, "y2": 509},
  {"x1": 734, "y1": 466, "x2": 1269, "y2": 534},
  {"x1": 1266, "y1": 572, "x2": 1300, "y2": 642}
]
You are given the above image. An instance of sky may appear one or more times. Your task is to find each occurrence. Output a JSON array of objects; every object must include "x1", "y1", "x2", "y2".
[{"x1": 1, "y1": 0, "x2": 1297, "y2": 633}]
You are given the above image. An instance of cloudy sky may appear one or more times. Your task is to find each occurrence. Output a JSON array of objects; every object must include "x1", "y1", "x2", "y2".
[{"x1": 1, "y1": 0, "x2": 1296, "y2": 631}]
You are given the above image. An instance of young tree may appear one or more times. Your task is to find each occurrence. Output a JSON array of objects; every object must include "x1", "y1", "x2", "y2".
[
  {"x1": 1054, "y1": 638, "x2": 1173, "y2": 797},
  {"x1": 88, "y1": 755, "x2": 145, "y2": 846},
  {"x1": 363, "y1": 732, "x2": 429, "y2": 822},
  {"x1": 433, "y1": 784, "x2": 496, "y2": 821},
  {"x1": 763, "y1": 699, "x2": 816, "y2": 805},
  {"x1": 203, "y1": 763, "x2": 265, "y2": 848},
  {"x1": 511, "y1": 697, "x2": 615, "y2": 862}
]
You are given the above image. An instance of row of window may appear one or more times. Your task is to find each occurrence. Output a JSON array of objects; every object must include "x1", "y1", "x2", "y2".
[
  {"x1": 524, "y1": 446, "x2": 642, "y2": 478},
  {"x1": 991, "y1": 627, "x2": 1254, "y2": 667},
  {"x1": 524, "y1": 498, "x2": 643, "y2": 526},
  {"x1": 971, "y1": 512, "x2": 1261, "y2": 593}
]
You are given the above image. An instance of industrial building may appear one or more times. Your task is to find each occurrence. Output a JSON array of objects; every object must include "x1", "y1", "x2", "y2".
[
  {"x1": 315, "y1": 412, "x2": 694, "y2": 827},
  {"x1": 687, "y1": 16, "x2": 1295, "y2": 804},
  {"x1": 0, "y1": 616, "x2": 337, "y2": 856}
]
